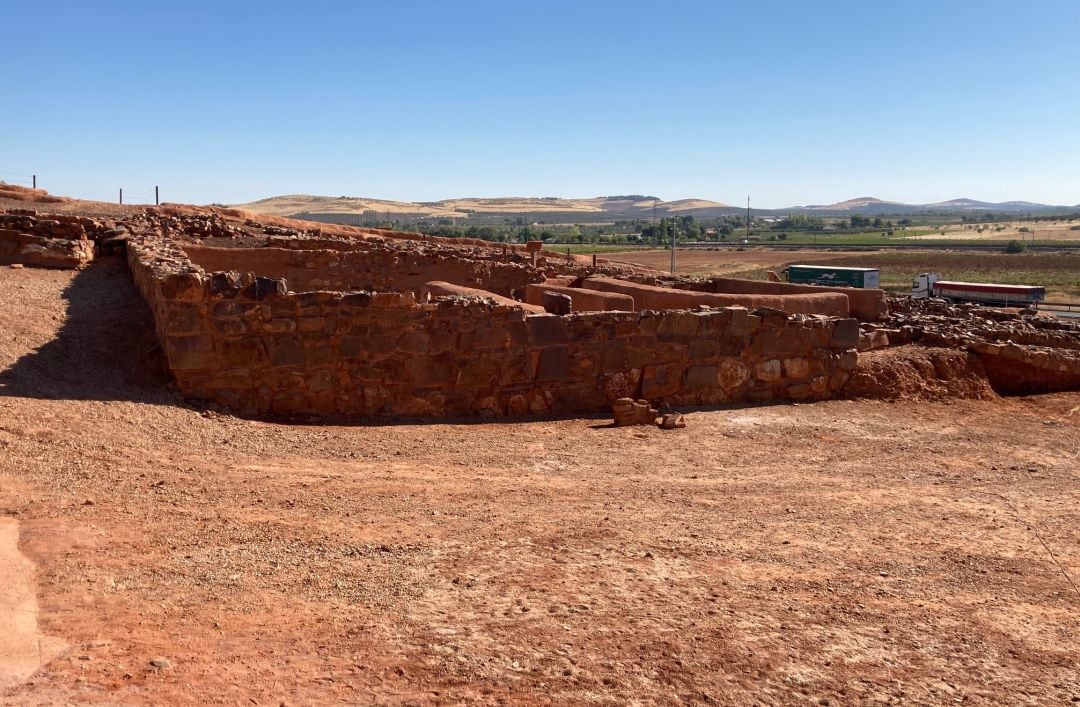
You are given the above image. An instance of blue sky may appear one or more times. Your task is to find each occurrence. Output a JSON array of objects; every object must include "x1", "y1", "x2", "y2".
[{"x1": 3, "y1": 0, "x2": 1078, "y2": 207}]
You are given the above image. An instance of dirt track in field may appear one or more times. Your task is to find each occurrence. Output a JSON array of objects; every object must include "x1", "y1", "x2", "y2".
[{"x1": 0, "y1": 260, "x2": 1078, "y2": 705}]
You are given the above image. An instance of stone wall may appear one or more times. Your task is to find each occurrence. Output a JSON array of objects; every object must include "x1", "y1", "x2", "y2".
[
  {"x1": 420, "y1": 281, "x2": 545, "y2": 313},
  {"x1": 129, "y1": 236, "x2": 860, "y2": 419},
  {"x1": 872, "y1": 296, "x2": 1080, "y2": 395},
  {"x1": 581, "y1": 277, "x2": 852, "y2": 318},
  {"x1": 0, "y1": 212, "x2": 101, "y2": 268},
  {"x1": 181, "y1": 243, "x2": 638, "y2": 299},
  {"x1": 674, "y1": 276, "x2": 887, "y2": 322},
  {"x1": 525, "y1": 283, "x2": 636, "y2": 312}
]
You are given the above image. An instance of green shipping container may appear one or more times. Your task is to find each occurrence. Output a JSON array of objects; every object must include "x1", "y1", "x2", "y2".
[{"x1": 786, "y1": 265, "x2": 880, "y2": 289}]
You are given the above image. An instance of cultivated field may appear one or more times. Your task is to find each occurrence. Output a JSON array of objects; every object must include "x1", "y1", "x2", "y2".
[
  {"x1": 1, "y1": 261, "x2": 1078, "y2": 704},
  {"x1": 607, "y1": 249, "x2": 1080, "y2": 301}
]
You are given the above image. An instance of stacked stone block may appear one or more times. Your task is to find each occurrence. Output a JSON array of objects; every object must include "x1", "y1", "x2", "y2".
[{"x1": 129, "y1": 236, "x2": 860, "y2": 419}]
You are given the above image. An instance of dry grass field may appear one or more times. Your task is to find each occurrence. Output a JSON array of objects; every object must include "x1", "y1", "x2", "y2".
[
  {"x1": 0, "y1": 260, "x2": 1078, "y2": 704},
  {"x1": 607, "y1": 249, "x2": 1080, "y2": 301},
  {"x1": 900, "y1": 220, "x2": 1080, "y2": 242},
  {"x1": 603, "y1": 249, "x2": 857, "y2": 277}
]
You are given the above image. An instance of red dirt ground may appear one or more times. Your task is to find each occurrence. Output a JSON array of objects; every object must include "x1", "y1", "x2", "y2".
[{"x1": 0, "y1": 261, "x2": 1078, "y2": 705}]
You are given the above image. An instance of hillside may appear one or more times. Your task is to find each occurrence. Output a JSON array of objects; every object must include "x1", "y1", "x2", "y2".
[
  {"x1": 232, "y1": 192, "x2": 1076, "y2": 222},
  {"x1": 230, "y1": 194, "x2": 737, "y2": 220},
  {"x1": 793, "y1": 196, "x2": 1072, "y2": 215}
]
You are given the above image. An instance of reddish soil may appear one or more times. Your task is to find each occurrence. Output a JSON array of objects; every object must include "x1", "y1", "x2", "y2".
[
  {"x1": 0, "y1": 260, "x2": 1078, "y2": 705},
  {"x1": 845, "y1": 347, "x2": 997, "y2": 401}
]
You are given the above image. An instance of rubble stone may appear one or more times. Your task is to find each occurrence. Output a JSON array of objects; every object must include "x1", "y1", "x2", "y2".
[{"x1": 612, "y1": 398, "x2": 658, "y2": 426}]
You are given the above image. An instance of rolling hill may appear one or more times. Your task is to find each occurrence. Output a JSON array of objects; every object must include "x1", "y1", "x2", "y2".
[
  {"x1": 230, "y1": 193, "x2": 1076, "y2": 222},
  {"x1": 230, "y1": 195, "x2": 738, "y2": 221},
  {"x1": 791, "y1": 196, "x2": 1071, "y2": 215}
]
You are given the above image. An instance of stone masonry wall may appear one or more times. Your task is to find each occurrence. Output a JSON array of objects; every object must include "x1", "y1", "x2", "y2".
[
  {"x1": 182, "y1": 244, "x2": 547, "y2": 298},
  {"x1": 674, "y1": 276, "x2": 887, "y2": 323},
  {"x1": 129, "y1": 236, "x2": 860, "y2": 419},
  {"x1": 0, "y1": 211, "x2": 102, "y2": 268}
]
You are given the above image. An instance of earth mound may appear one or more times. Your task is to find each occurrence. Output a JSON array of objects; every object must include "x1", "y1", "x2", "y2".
[{"x1": 844, "y1": 345, "x2": 996, "y2": 401}]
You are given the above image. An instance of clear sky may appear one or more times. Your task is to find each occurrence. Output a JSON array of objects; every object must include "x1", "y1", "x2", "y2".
[{"x1": 3, "y1": 0, "x2": 1078, "y2": 208}]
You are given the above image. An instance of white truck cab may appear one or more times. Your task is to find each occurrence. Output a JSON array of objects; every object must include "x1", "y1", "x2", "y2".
[{"x1": 911, "y1": 272, "x2": 941, "y2": 299}]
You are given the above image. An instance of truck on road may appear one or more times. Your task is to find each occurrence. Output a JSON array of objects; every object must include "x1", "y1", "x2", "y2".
[
  {"x1": 785, "y1": 265, "x2": 881, "y2": 289},
  {"x1": 911, "y1": 272, "x2": 1045, "y2": 307}
]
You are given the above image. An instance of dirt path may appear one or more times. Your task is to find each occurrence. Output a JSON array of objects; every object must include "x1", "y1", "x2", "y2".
[
  {"x1": 0, "y1": 519, "x2": 64, "y2": 692},
  {"x1": 0, "y1": 260, "x2": 1078, "y2": 704}
]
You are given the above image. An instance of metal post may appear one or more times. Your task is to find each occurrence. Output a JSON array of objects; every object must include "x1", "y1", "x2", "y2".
[
  {"x1": 746, "y1": 195, "x2": 751, "y2": 242},
  {"x1": 119, "y1": 188, "x2": 123, "y2": 205},
  {"x1": 32, "y1": 175, "x2": 36, "y2": 189},
  {"x1": 155, "y1": 186, "x2": 159, "y2": 206},
  {"x1": 670, "y1": 220, "x2": 676, "y2": 274}
]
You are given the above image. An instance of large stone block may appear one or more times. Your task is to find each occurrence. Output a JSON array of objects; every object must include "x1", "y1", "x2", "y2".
[
  {"x1": 783, "y1": 357, "x2": 811, "y2": 379},
  {"x1": 641, "y1": 363, "x2": 682, "y2": 398},
  {"x1": 600, "y1": 370, "x2": 642, "y2": 401},
  {"x1": 717, "y1": 358, "x2": 750, "y2": 391},
  {"x1": 537, "y1": 346, "x2": 570, "y2": 381},
  {"x1": 404, "y1": 355, "x2": 458, "y2": 387},
  {"x1": 830, "y1": 318, "x2": 860, "y2": 350},
  {"x1": 687, "y1": 338, "x2": 719, "y2": 360},
  {"x1": 269, "y1": 337, "x2": 305, "y2": 367},
  {"x1": 165, "y1": 303, "x2": 205, "y2": 334},
  {"x1": 684, "y1": 364, "x2": 719, "y2": 390},
  {"x1": 599, "y1": 340, "x2": 628, "y2": 372},
  {"x1": 399, "y1": 330, "x2": 430, "y2": 354},
  {"x1": 755, "y1": 359, "x2": 782, "y2": 383},
  {"x1": 457, "y1": 357, "x2": 501, "y2": 387},
  {"x1": 159, "y1": 272, "x2": 206, "y2": 302},
  {"x1": 657, "y1": 311, "x2": 701, "y2": 338},
  {"x1": 218, "y1": 338, "x2": 266, "y2": 367},
  {"x1": 166, "y1": 335, "x2": 214, "y2": 370},
  {"x1": 527, "y1": 314, "x2": 569, "y2": 346}
]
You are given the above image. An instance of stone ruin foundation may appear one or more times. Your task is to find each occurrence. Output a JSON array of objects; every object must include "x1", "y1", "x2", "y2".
[
  {"x1": 4, "y1": 200, "x2": 1079, "y2": 419},
  {"x1": 125, "y1": 233, "x2": 860, "y2": 418}
]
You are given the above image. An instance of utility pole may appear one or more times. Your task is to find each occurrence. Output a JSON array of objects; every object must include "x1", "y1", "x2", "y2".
[
  {"x1": 670, "y1": 219, "x2": 677, "y2": 274},
  {"x1": 746, "y1": 195, "x2": 751, "y2": 242}
]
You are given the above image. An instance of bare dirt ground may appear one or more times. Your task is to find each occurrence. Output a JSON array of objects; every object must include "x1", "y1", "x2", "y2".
[
  {"x1": 604, "y1": 249, "x2": 855, "y2": 277},
  {"x1": 0, "y1": 260, "x2": 1078, "y2": 705}
]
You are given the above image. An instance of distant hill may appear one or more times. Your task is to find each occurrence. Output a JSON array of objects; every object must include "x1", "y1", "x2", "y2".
[
  {"x1": 231, "y1": 194, "x2": 739, "y2": 221},
  {"x1": 790, "y1": 196, "x2": 1071, "y2": 215},
  {"x1": 231, "y1": 193, "x2": 1076, "y2": 222}
]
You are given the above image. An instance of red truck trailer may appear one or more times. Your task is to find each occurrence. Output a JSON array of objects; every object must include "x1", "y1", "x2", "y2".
[{"x1": 912, "y1": 272, "x2": 1045, "y2": 306}]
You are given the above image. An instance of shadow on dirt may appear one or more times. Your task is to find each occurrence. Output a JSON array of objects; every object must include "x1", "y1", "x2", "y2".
[{"x1": 0, "y1": 259, "x2": 175, "y2": 404}]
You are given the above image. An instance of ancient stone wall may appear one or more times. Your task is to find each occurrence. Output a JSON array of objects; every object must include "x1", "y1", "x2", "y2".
[
  {"x1": 420, "y1": 281, "x2": 545, "y2": 313},
  {"x1": 675, "y1": 276, "x2": 887, "y2": 322},
  {"x1": 581, "y1": 277, "x2": 852, "y2": 318},
  {"x1": 0, "y1": 212, "x2": 101, "y2": 268},
  {"x1": 525, "y1": 283, "x2": 636, "y2": 312},
  {"x1": 129, "y1": 236, "x2": 860, "y2": 419},
  {"x1": 182, "y1": 244, "x2": 544, "y2": 297}
]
